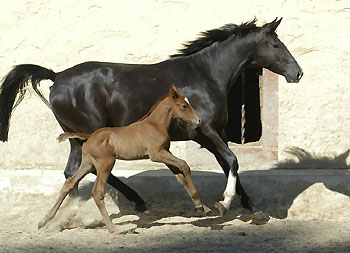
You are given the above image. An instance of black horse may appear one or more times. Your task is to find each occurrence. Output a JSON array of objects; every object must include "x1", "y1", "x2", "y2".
[{"x1": 0, "y1": 18, "x2": 302, "y2": 215}]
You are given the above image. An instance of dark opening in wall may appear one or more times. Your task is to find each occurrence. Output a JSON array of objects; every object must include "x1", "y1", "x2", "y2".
[{"x1": 225, "y1": 65, "x2": 262, "y2": 144}]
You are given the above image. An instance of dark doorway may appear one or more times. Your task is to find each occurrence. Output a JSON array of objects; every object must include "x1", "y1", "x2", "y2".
[{"x1": 225, "y1": 65, "x2": 262, "y2": 144}]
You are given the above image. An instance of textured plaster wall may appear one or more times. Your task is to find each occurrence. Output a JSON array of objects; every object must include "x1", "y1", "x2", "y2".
[{"x1": 0, "y1": 0, "x2": 349, "y2": 170}]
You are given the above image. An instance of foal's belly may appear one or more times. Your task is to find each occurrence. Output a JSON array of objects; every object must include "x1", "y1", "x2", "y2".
[
  {"x1": 114, "y1": 152, "x2": 149, "y2": 161},
  {"x1": 113, "y1": 143, "x2": 149, "y2": 161}
]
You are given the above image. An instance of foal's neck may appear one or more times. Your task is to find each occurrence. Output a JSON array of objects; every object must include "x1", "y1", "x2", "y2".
[{"x1": 143, "y1": 97, "x2": 173, "y2": 131}]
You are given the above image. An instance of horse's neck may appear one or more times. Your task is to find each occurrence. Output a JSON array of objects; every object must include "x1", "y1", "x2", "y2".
[
  {"x1": 144, "y1": 97, "x2": 173, "y2": 131},
  {"x1": 194, "y1": 34, "x2": 256, "y2": 94}
]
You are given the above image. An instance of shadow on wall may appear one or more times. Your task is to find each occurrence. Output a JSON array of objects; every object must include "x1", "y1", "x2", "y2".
[{"x1": 273, "y1": 147, "x2": 350, "y2": 169}]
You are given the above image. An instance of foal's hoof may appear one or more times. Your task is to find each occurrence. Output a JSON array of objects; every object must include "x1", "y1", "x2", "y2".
[
  {"x1": 196, "y1": 205, "x2": 212, "y2": 216},
  {"x1": 250, "y1": 211, "x2": 270, "y2": 225},
  {"x1": 203, "y1": 205, "x2": 212, "y2": 216},
  {"x1": 215, "y1": 202, "x2": 227, "y2": 217},
  {"x1": 38, "y1": 220, "x2": 46, "y2": 230},
  {"x1": 108, "y1": 224, "x2": 137, "y2": 234},
  {"x1": 134, "y1": 204, "x2": 148, "y2": 213}
]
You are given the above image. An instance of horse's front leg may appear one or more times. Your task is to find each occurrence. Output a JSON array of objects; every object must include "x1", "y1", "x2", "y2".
[
  {"x1": 149, "y1": 149, "x2": 209, "y2": 214},
  {"x1": 197, "y1": 125, "x2": 254, "y2": 216}
]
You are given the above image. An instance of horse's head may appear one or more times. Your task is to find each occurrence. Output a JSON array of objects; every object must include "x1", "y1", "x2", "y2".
[
  {"x1": 169, "y1": 84, "x2": 201, "y2": 128},
  {"x1": 253, "y1": 18, "x2": 303, "y2": 83}
]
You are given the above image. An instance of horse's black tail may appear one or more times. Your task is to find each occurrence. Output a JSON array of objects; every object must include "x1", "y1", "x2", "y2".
[{"x1": 0, "y1": 64, "x2": 56, "y2": 142}]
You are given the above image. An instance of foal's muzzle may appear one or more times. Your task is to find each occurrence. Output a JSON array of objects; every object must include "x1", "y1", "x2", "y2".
[{"x1": 192, "y1": 118, "x2": 201, "y2": 128}]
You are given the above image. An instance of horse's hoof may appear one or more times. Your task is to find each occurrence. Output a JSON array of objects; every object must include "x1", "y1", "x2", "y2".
[
  {"x1": 250, "y1": 211, "x2": 270, "y2": 225},
  {"x1": 215, "y1": 202, "x2": 227, "y2": 217},
  {"x1": 203, "y1": 205, "x2": 212, "y2": 216},
  {"x1": 134, "y1": 204, "x2": 148, "y2": 213}
]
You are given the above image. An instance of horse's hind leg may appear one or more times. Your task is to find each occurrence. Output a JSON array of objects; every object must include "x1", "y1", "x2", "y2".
[
  {"x1": 91, "y1": 158, "x2": 118, "y2": 233},
  {"x1": 38, "y1": 154, "x2": 94, "y2": 229},
  {"x1": 64, "y1": 138, "x2": 83, "y2": 197}
]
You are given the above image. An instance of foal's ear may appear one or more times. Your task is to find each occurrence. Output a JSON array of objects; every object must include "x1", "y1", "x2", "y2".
[
  {"x1": 261, "y1": 17, "x2": 282, "y2": 34},
  {"x1": 169, "y1": 84, "x2": 179, "y2": 100}
]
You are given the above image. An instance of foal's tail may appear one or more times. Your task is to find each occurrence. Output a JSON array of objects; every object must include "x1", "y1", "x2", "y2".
[
  {"x1": 0, "y1": 64, "x2": 56, "y2": 142},
  {"x1": 57, "y1": 133, "x2": 90, "y2": 143}
]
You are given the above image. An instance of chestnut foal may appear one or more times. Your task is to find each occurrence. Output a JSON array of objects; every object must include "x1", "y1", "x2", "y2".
[{"x1": 38, "y1": 84, "x2": 210, "y2": 233}]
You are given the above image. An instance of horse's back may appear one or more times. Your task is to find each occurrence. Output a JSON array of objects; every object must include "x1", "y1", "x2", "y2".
[{"x1": 49, "y1": 61, "x2": 173, "y2": 132}]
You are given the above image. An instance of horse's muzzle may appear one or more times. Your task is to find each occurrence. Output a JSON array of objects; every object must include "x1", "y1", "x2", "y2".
[{"x1": 286, "y1": 69, "x2": 303, "y2": 83}]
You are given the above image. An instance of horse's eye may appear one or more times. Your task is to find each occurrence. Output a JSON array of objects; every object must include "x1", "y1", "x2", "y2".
[
  {"x1": 273, "y1": 44, "x2": 279, "y2": 48},
  {"x1": 182, "y1": 104, "x2": 187, "y2": 110}
]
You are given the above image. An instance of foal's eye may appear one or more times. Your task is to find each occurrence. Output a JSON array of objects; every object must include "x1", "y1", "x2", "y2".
[
  {"x1": 273, "y1": 44, "x2": 279, "y2": 48},
  {"x1": 182, "y1": 104, "x2": 188, "y2": 110}
]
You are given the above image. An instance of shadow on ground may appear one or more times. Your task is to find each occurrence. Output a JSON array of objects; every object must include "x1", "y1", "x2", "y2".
[
  {"x1": 75, "y1": 147, "x2": 350, "y2": 228},
  {"x1": 77, "y1": 169, "x2": 254, "y2": 230}
]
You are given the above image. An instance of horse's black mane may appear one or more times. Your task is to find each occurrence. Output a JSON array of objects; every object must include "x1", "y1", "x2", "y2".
[{"x1": 170, "y1": 18, "x2": 259, "y2": 58}]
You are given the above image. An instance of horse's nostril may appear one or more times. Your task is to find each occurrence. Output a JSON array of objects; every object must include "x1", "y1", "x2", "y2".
[{"x1": 297, "y1": 70, "x2": 303, "y2": 79}]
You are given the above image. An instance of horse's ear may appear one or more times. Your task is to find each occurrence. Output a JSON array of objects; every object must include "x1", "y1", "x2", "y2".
[
  {"x1": 274, "y1": 17, "x2": 282, "y2": 30},
  {"x1": 261, "y1": 17, "x2": 282, "y2": 34},
  {"x1": 169, "y1": 84, "x2": 179, "y2": 100}
]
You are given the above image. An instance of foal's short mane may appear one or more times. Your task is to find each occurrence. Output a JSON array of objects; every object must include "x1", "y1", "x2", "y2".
[
  {"x1": 170, "y1": 18, "x2": 258, "y2": 58},
  {"x1": 138, "y1": 94, "x2": 168, "y2": 121}
]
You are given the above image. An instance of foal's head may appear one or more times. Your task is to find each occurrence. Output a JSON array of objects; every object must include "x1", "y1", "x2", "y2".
[{"x1": 168, "y1": 84, "x2": 201, "y2": 128}]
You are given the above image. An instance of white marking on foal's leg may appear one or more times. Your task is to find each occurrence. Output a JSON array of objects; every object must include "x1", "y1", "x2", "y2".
[{"x1": 219, "y1": 170, "x2": 237, "y2": 211}]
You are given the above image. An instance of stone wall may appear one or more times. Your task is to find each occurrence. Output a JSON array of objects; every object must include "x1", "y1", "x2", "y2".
[{"x1": 0, "y1": 0, "x2": 349, "y2": 170}]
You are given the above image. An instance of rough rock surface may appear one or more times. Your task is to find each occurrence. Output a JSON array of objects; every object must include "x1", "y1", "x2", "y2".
[{"x1": 288, "y1": 182, "x2": 350, "y2": 221}]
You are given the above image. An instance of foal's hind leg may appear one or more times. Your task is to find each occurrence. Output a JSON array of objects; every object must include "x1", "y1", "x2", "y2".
[
  {"x1": 38, "y1": 155, "x2": 94, "y2": 229},
  {"x1": 91, "y1": 158, "x2": 118, "y2": 233},
  {"x1": 57, "y1": 122, "x2": 146, "y2": 210}
]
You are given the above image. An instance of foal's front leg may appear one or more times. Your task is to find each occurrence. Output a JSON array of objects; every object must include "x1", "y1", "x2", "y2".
[
  {"x1": 166, "y1": 164, "x2": 211, "y2": 215},
  {"x1": 149, "y1": 149, "x2": 210, "y2": 214}
]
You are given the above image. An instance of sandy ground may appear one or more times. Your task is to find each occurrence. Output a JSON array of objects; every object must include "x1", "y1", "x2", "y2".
[{"x1": 1, "y1": 186, "x2": 350, "y2": 253}]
